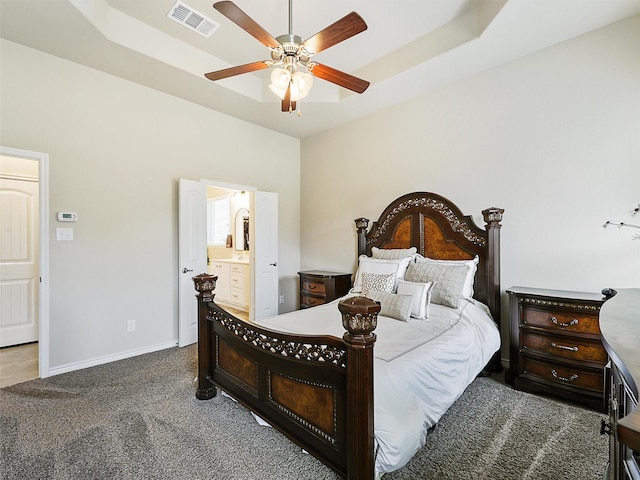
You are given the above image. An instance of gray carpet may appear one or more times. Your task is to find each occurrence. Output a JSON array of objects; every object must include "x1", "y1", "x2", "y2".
[{"x1": 0, "y1": 345, "x2": 607, "y2": 479}]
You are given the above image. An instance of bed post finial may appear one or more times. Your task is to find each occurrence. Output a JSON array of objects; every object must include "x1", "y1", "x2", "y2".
[
  {"x1": 339, "y1": 296, "x2": 379, "y2": 480},
  {"x1": 482, "y1": 207, "x2": 504, "y2": 228},
  {"x1": 193, "y1": 273, "x2": 218, "y2": 400},
  {"x1": 193, "y1": 273, "x2": 217, "y2": 302},
  {"x1": 355, "y1": 217, "x2": 369, "y2": 257}
]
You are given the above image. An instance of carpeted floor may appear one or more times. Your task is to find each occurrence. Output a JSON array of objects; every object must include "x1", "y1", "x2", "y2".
[{"x1": 0, "y1": 345, "x2": 608, "y2": 479}]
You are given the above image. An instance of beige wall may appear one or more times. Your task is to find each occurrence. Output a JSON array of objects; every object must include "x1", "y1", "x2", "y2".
[
  {"x1": 300, "y1": 15, "x2": 640, "y2": 357},
  {"x1": 1, "y1": 39, "x2": 300, "y2": 371}
]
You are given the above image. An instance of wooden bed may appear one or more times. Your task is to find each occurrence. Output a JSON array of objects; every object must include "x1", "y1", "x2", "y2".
[{"x1": 192, "y1": 191, "x2": 504, "y2": 479}]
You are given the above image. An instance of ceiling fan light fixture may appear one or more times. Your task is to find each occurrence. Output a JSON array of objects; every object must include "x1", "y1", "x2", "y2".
[
  {"x1": 292, "y1": 70, "x2": 313, "y2": 94},
  {"x1": 270, "y1": 68, "x2": 291, "y2": 90},
  {"x1": 269, "y1": 68, "x2": 313, "y2": 102}
]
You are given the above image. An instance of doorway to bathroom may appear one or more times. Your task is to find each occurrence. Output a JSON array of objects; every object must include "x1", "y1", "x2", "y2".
[{"x1": 178, "y1": 179, "x2": 278, "y2": 347}]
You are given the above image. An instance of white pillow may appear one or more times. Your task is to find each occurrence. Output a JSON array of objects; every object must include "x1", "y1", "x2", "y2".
[
  {"x1": 366, "y1": 290, "x2": 413, "y2": 322},
  {"x1": 396, "y1": 279, "x2": 435, "y2": 319},
  {"x1": 352, "y1": 256, "x2": 411, "y2": 293},
  {"x1": 404, "y1": 261, "x2": 468, "y2": 308},
  {"x1": 371, "y1": 246, "x2": 417, "y2": 260},
  {"x1": 361, "y1": 272, "x2": 396, "y2": 295},
  {"x1": 412, "y1": 255, "x2": 479, "y2": 298}
]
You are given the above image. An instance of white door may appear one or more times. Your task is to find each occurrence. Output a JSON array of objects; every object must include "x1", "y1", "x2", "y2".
[
  {"x1": 178, "y1": 178, "x2": 207, "y2": 347},
  {"x1": 253, "y1": 191, "x2": 278, "y2": 321},
  {"x1": 0, "y1": 177, "x2": 39, "y2": 347}
]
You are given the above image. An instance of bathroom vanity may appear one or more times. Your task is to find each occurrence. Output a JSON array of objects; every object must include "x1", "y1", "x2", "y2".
[{"x1": 208, "y1": 258, "x2": 250, "y2": 312}]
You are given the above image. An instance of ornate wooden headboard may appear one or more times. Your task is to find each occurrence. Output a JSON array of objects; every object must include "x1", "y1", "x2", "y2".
[{"x1": 355, "y1": 192, "x2": 504, "y2": 323}]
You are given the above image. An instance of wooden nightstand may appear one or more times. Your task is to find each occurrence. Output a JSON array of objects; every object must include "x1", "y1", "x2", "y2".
[
  {"x1": 506, "y1": 286, "x2": 610, "y2": 411},
  {"x1": 298, "y1": 271, "x2": 352, "y2": 309}
]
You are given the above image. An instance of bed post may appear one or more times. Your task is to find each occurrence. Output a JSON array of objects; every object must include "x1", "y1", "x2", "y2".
[
  {"x1": 482, "y1": 207, "x2": 504, "y2": 372},
  {"x1": 193, "y1": 273, "x2": 218, "y2": 400},
  {"x1": 481, "y1": 207, "x2": 504, "y2": 321},
  {"x1": 339, "y1": 296, "x2": 380, "y2": 480},
  {"x1": 355, "y1": 217, "x2": 369, "y2": 257}
]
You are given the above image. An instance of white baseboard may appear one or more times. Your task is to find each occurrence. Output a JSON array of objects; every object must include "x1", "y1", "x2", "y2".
[{"x1": 47, "y1": 340, "x2": 179, "y2": 377}]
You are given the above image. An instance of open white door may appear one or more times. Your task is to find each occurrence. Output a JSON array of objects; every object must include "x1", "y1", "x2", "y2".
[
  {"x1": 178, "y1": 178, "x2": 207, "y2": 347},
  {"x1": 253, "y1": 191, "x2": 278, "y2": 321}
]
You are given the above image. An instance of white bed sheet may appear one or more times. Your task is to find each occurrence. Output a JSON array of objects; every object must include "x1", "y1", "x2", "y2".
[{"x1": 255, "y1": 295, "x2": 500, "y2": 475}]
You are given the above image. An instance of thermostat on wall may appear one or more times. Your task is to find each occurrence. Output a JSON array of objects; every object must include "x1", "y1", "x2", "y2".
[{"x1": 57, "y1": 212, "x2": 78, "y2": 222}]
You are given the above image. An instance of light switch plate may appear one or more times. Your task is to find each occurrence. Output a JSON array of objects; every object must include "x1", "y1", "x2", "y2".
[{"x1": 56, "y1": 227, "x2": 74, "y2": 241}]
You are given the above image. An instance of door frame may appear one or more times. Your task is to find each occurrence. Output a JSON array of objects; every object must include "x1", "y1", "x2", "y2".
[
  {"x1": 0, "y1": 146, "x2": 50, "y2": 378},
  {"x1": 200, "y1": 179, "x2": 256, "y2": 318}
]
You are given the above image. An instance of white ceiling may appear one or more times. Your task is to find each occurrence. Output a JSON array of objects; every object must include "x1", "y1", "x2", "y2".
[{"x1": 2, "y1": 0, "x2": 640, "y2": 138}]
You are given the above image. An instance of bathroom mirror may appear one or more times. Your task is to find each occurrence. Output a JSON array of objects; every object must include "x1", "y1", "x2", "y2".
[{"x1": 235, "y1": 208, "x2": 250, "y2": 251}]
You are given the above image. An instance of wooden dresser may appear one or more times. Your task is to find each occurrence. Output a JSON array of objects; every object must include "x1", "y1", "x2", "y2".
[
  {"x1": 298, "y1": 271, "x2": 352, "y2": 309},
  {"x1": 600, "y1": 289, "x2": 640, "y2": 480},
  {"x1": 506, "y1": 286, "x2": 609, "y2": 411}
]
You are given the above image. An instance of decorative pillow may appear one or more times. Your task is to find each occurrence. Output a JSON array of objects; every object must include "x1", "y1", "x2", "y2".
[
  {"x1": 412, "y1": 255, "x2": 479, "y2": 298},
  {"x1": 404, "y1": 261, "x2": 468, "y2": 308},
  {"x1": 361, "y1": 272, "x2": 396, "y2": 295},
  {"x1": 352, "y1": 256, "x2": 411, "y2": 293},
  {"x1": 366, "y1": 290, "x2": 413, "y2": 322},
  {"x1": 371, "y1": 246, "x2": 417, "y2": 260},
  {"x1": 396, "y1": 279, "x2": 435, "y2": 319}
]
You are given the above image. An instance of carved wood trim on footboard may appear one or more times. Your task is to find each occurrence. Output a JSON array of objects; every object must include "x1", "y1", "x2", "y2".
[{"x1": 193, "y1": 274, "x2": 379, "y2": 480}]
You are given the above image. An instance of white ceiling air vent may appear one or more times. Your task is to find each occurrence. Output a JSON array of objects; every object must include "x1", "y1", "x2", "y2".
[{"x1": 167, "y1": 1, "x2": 220, "y2": 38}]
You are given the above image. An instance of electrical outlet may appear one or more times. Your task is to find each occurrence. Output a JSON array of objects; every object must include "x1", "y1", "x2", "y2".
[
  {"x1": 127, "y1": 320, "x2": 136, "y2": 332},
  {"x1": 279, "y1": 295, "x2": 285, "y2": 304}
]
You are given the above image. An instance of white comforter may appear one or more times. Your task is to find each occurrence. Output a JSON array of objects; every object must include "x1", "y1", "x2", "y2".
[{"x1": 256, "y1": 295, "x2": 500, "y2": 475}]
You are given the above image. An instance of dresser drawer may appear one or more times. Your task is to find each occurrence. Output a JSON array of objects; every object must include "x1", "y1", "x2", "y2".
[
  {"x1": 523, "y1": 306, "x2": 600, "y2": 335},
  {"x1": 521, "y1": 357, "x2": 604, "y2": 393},
  {"x1": 301, "y1": 279, "x2": 326, "y2": 295},
  {"x1": 522, "y1": 331, "x2": 608, "y2": 364}
]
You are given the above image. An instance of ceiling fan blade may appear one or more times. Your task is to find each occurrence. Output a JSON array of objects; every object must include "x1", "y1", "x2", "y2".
[
  {"x1": 302, "y1": 12, "x2": 367, "y2": 55},
  {"x1": 311, "y1": 64, "x2": 370, "y2": 94},
  {"x1": 205, "y1": 61, "x2": 270, "y2": 81},
  {"x1": 213, "y1": 1, "x2": 280, "y2": 49}
]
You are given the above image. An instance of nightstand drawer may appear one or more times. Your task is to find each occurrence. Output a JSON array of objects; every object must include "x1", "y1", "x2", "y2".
[
  {"x1": 521, "y1": 357, "x2": 604, "y2": 393},
  {"x1": 301, "y1": 295, "x2": 325, "y2": 308},
  {"x1": 523, "y1": 307, "x2": 600, "y2": 335},
  {"x1": 522, "y1": 331, "x2": 608, "y2": 364},
  {"x1": 301, "y1": 279, "x2": 326, "y2": 295}
]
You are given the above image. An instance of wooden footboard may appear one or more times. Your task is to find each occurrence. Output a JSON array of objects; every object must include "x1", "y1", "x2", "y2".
[{"x1": 193, "y1": 274, "x2": 380, "y2": 480}]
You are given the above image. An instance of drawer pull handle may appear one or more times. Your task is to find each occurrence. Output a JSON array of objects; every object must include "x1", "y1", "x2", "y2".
[
  {"x1": 308, "y1": 284, "x2": 316, "y2": 290},
  {"x1": 551, "y1": 342, "x2": 578, "y2": 352},
  {"x1": 551, "y1": 369, "x2": 578, "y2": 382},
  {"x1": 551, "y1": 316, "x2": 578, "y2": 327}
]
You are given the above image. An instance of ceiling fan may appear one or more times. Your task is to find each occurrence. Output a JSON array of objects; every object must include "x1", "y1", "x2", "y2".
[{"x1": 205, "y1": 1, "x2": 370, "y2": 113}]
